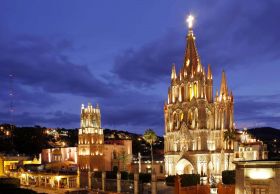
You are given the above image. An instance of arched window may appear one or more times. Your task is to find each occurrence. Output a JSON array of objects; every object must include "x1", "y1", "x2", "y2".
[
  {"x1": 180, "y1": 86, "x2": 184, "y2": 102},
  {"x1": 173, "y1": 110, "x2": 183, "y2": 130},
  {"x1": 206, "y1": 109, "x2": 213, "y2": 129},
  {"x1": 187, "y1": 110, "x2": 193, "y2": 128},
  {"x1": 194, "y1": 82, "x2": 197, "y2": 98},
  {"x1": 188, "y1": 108, "x2": 198, "y2": 129},
  {"x1": 112, "y1": 150, "x2": 117, "y2": 159}
]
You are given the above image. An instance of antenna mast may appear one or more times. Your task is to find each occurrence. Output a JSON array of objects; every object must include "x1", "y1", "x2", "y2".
[{"x1": 9, "y1": 74, "x2": 15, "y2": 126}]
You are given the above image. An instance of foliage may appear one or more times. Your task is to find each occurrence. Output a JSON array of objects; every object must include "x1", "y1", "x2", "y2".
[
  {"x1": 180, "y1": 174, "x2": 200, "y2": 187},
  {"x1": 143, "y1": 129, "x2": 157, "y2": 145},
  {"x1": 117, "y1": 149, "x2": 129, "y2": 171},
  {"x1": 222, "y1": 170, "x2": 235, "y2": 185},
  {"x1": 13, "y1": 127, "x2": 50, "y2": 155},
  {"x1": 0, "y1": 124, "x2": 79, "y2": 155},
  {"x1": 223, "y1": 130, "x2": 236, "y2": 145},
  {"x1": 165, "y1": 175, "x2": 176, "y2": 186},
  {"x1": 143, "y1": 129, "x2": 157, "y2": 167},
  {"x1": 67, "y1": 129, "x2": 78, "y2": 147},
  {"x1": 248, "y1": 127, "x2": 280, "y2": 160},
  {"x1": 210, "y1": 175, "x2": 217, "y2": 188},
  {"x1": 0, "y1": 177, "x2": 20, "y2": 188},
  {"x1": 0, "y1": 124, "x2": 165, "y2": 158}
]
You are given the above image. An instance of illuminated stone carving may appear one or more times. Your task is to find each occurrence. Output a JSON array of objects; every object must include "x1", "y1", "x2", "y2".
[
  {"x1": 78, "y1": 103, "x2": 104, "y2": 171},
  {"x1": 164, "y1": 16, "x2": 235, "y2": 178}
]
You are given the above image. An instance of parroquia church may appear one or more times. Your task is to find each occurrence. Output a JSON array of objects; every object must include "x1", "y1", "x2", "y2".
[{"x1": 164, "y1": 16, "x2": 235, "y2": 178}]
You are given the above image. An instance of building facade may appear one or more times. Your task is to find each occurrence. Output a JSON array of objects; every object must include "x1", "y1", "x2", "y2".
[
  {"x1": 78, "y1": 103, "x2": 105, "y2": 172},
  {"x1": 234, "y1": 129, "x2": 268, "y2": 162},
  {"x1": 0, "y1": 155, "x2": 41, "y2": 176},
  {"x1": 131, "y1": 154, "x2": 165, "y2": 180},
  {"x1": 41, "y1": 147, "x2": 77, "y2": 164},
  {"x1": 164, "y1": 17, "x2": 235, "y2": 177},
  {"x1": 77, "y1": 103, "x2": 132, "y2": 188},
  {"x1": 234, "y1": 160, "x2": 280, "y2": 194}
]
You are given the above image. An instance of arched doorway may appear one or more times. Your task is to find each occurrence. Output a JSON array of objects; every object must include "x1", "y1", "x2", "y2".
[{"x1": 176, "y1": 158, "x2": 194, "y2": 175}]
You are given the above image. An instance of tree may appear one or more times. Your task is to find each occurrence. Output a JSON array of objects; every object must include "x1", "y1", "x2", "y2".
[
  {"x1": 223, "y1": 129, "x2": 236, "y2": 170},
  {"x1": 223, "y1": 130, "x2": 236, "y2": 149},
  {"x1": 117, "y1": 149, "x2": 129, "y2": 171},
  {"x1": 143, "y1": 129, "x2": 157, "y2": 170}
]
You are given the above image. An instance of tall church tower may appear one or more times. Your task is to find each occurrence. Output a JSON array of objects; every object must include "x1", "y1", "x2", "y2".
[
  {"x1": 78, "y1": 103, "x2": 104, "y2": 172},
  {"x1": 164, "y1": 16, "x2": 235, "y2": 177}
]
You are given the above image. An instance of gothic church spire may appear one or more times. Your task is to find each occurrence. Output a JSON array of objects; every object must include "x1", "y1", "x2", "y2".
[
  {"x1": 220, "y1": 70, "x2": 228, "y2": 96},
  {"x1": 183, "y1": 15, "x2": 200, "y2": 75}
]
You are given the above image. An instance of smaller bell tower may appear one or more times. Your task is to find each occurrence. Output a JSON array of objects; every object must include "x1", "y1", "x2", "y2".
[{"x1": 78, "y1": 103, "x2": 104, "y2": 172}]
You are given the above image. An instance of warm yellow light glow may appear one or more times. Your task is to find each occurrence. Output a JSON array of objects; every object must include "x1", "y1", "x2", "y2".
[
  {"x1": 186, "y1": 15, "x2": 194, "y2": 29},
  {"x1": 56, "y1": 176, "x2": 61, "y2": 181},
  {"x1": 176, "y1": 159, "x2": 194, "y2": 175},
  {"x1": 194, "y1": 83, "x2": 197, "y2": 98},
  {"x1": 248, "y1": 168, "x2": 273, "y2": 180}
]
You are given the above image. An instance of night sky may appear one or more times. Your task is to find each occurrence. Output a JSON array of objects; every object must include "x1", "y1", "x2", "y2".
[{"x1": 1, "y1": 0, "x2": 280, "y2": 135}]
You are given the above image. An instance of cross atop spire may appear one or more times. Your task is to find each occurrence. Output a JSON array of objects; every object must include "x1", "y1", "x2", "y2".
[
  {"x1": 186, "y1": 15, "x2": 194, "y2": 29},
  {"x1": 183, "y1": 14, "x2": 199, "y2": 75}
]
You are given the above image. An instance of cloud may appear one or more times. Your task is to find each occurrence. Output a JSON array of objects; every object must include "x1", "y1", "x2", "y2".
[
  {"x1": 1, "y1": 0, "x2": 280, "y2": 133},
  {"x1": 113, "y1": 30, "x2": 183, "y2": 86},
  {"x1": 0, "y1": 82, "x2": 58, "y2": 111},
  {"x1": 103, "y1": 101, "x2": 163, "y2": 131},
  {"x1": 113, "y1": 0, "x2": 280, "y2": 86},
  {"x1": 0, "y1": 35, "x2": 114, "y2": 98},
  {"x1": 235, "y1": 94, "x2": 280, "y2": 128},
  {"x1": 197, "y1": 0, "x2": 280, "y2": 70},
  {"x1": 0, "y1": 110, "x2": 79, "y2": 128},
  {"x1": 95, "y1": 90, "x2": 165, "y2": 134}
]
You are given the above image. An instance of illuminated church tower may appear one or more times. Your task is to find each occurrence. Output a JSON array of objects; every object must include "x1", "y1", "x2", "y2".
[
  {"x1": 164, "y1": 15, "x2": 235, "y2": 177},
  {"x1": 78, "y1": 103, "x2": 104, "y2": 172}
]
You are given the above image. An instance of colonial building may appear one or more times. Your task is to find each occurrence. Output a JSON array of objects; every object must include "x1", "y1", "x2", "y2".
[
  {"x1": 78, "y1": 103, "x2": 105, "y2": 172},
  {"x1": 131, "y1": 154, "x2": 165, "y2": 179},
  {"x1": 234, "y1": 129, "x2": 268, "y2": 161},
  {"x1": 164, "y1": 16, "x2": 235, "y2": 177},
  {"x1": 41, "y1": 147, "x2": 78, "y2": 164},
  {"x1": 77, "y1": 103, "x2": 132, "y2": 187},
  {"x1": 234, "y1": 160, "x2": 280, "y2": 194}
]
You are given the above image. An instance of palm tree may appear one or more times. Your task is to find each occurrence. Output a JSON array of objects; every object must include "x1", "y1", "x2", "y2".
[
  {"x1": 223, "y1": 129, "x2": 236, "y2": 170},
  {"x1": 143, "y1": 129, "x2": 157, "y2": 170},
  {"x1": 223, "y1": 130, "x2": 235, "y2": 149}
]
